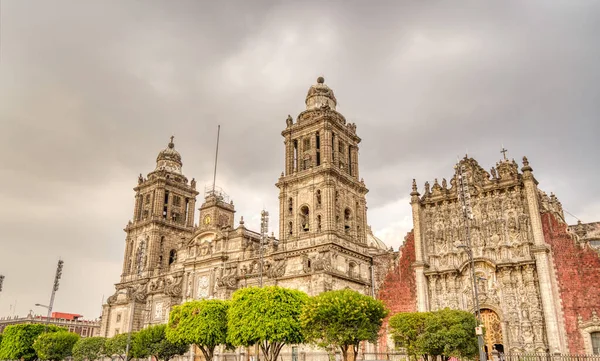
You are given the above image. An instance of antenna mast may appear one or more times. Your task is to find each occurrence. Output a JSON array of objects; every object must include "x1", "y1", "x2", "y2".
[
  {"x1": 212, "y1": 125, "x2": 221, "y2": 193},
  {"x1": 259, "y1": 210, "x2": 269, "y2": 287}
]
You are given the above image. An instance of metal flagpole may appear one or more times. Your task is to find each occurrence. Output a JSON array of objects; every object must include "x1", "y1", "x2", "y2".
[
  {"x1": 212, "y1": 125, "x2": 221, "y2": 194},
  {"x1": 259, "y1": 210, "x2": 269, "y2": 287}
]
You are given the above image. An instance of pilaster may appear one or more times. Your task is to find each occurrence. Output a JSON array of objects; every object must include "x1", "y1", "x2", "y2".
[
  {"x1": 522, "y1": 159, "x2": 566, "y2": 354},
  {"x1": 187, "y1": 198, "x2": 196, "y2": 227},
  {"x1": 411, "y1": 180, "x2": 429, "y2": 311}
]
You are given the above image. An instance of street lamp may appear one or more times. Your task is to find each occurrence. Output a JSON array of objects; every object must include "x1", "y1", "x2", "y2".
[{"x1": 458, "y1": 243, "x2": 486, "y2": 361}]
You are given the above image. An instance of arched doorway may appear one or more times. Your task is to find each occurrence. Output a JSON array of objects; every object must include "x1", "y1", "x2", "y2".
[{"x1": 481, "y1": 309, "x2": 503, "y2": 359}]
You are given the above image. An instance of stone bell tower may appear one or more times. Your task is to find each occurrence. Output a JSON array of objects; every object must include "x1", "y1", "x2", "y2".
[
  {"x1": 273, "y1": 77, "x2": 382, "y2": 296},
  {"x1": 277, "y1": 77, "x2": 368, "y2": 245},
  {"x1": 121, "y1": 137, "x2": 199, "y2": 282}
]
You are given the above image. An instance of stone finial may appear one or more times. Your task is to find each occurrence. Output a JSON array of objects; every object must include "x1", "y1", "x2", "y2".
[
  {"x1": 138, "y1": 173, "x2": 144, "y2": 184},
  {"x1": 169, "y1": 135, "x2": 175, "y2": 149},
  {"x1": 317, "y1": 76, "x2": 325, "y2": 84},
  {"x1": 521, "y1": 156, "x2": 533, "y2": 172},
  {"x1": 490, "y1": 167, "x2": 497, "y2": 180},
  {"x1": 412, "y1": 179, "x2": 417, "y2": 192},
  {"x1": 191, "y1": 178, "x2": 196, "y2": 189},
  {"x1": 424, "y1": 181, "x2": 431, "y2": 194},
  {"x1": 239, "y1": 216, "x2": 245, "y2": 226},
  {"x1": 442, "y1": 178, "x2": 447, "y2": 189},
  {"x1": 286, "y1": 115, "x2": 293, "y2": 127}
]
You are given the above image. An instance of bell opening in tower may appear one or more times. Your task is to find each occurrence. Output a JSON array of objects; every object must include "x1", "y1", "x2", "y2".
[
  {"x1": 293, "y1": 140, "x2": 298, "y2": 172},
  {"x1": 301, "y1": 206, "x2": 310, "y2": 232}
]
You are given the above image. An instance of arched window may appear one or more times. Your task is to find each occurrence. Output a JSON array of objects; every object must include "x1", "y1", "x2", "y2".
[
  {"x1": 317, "y1": 215, "x2": 322, "y2": 232},
  {"x1": 316, "y1": 190, "x2": 322, "y2": 207},
  {"x1": 168, "y1": 249, "x2": 177, "y2": 265},
  {"x1": 592, "y1": 332, "x2": 600, "y2": 355},
  {"x1": 288, "y1": 198, "x2": 293, "y2": 214},
  {"x1": 288, "y1": 221, "x2": 293, "y2": 236},
  {"x1": 300, "y1": 206, "x2": 310, "y2": 232}
]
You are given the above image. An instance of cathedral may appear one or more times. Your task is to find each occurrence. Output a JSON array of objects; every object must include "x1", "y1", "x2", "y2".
[
  {"x1": 101, "y1": 77, "x2": 600, "y2": 358},
  {"x1": 100, "y1": 77, "x2": 392, "y2": 340},
  {"x1": 378, "y1": 155, "x2": 600, "y2": 356}
]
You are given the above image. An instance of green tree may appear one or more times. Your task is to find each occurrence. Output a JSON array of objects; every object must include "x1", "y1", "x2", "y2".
[
  {"x1": 72, "y1": 337, "x2": 107, "y2": 361},
  {"x1": 105, "y1": 333, "x2": 136, "y2": 361},
  {"x1": 301, "y1": 289, "x2": 389, "y2": 361},
  {"x1": 389, "y1": 311, "x2": 430, "y2": 361},
  {"x1": 419, "y1": 308, "x2": 478, "y2": 361},
  {"x1": 0, "y1": 324, "x2": 65, "y2": 361},
  {"x1": 166, "y1": 299, "x2": 228, "y2": 361},
  {"x1": 389, "y1": 309, "x2": 478, "y2": 361},
  {"x1": 133, "y1": 324, "x2": 189, "y2": 361},
  {"x1": 227, "y1": 286, "x2": 308, "y2": 361},
  {"x1": 33, "y1": 331, "x2": 80, "y2": 361}
]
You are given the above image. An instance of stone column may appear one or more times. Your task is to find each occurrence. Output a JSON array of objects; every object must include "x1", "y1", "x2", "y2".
[
  {"x1": 352, "y1": 146, "x2": 359, "y2": 180},
  {"x1": 411, "y1": 180, "x2": 429, "y2": 311},
  {"x1": 133, "y1": 193, "x2": 141, "y2": 222},
  {"x1": 322, "y1": 129, "x2": 331, "y2": 165},
  {"x1": 154, "y1": 186, "x2": 165, "y2": 219},
  {"x1": 187, "y1": 198, "x2": 196, "y2": 227},
  {"x1": 278, "y1": 191, "x2": 285, "y2": 240},
  {"x1": 521, "y1": 158, "x2": 565, "y2": 353}
]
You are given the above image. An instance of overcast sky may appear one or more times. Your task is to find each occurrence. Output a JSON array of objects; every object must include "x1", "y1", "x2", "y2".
[{"x1": 0, "y1": 0, "x2": 598, "y2": 320}]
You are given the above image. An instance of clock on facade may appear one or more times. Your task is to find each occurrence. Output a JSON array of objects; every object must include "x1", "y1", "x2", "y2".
[{"x1": 204, "y1": 215, "x2": 211, "y2": 225}]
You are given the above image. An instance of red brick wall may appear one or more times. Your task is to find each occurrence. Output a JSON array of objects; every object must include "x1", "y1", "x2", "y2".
[
  {"x1": 377, "y1": 231, "x2": 418, "y2": 351},
  {"x1": 542, "y1": 212, "x2": 600, "y2": 354}
]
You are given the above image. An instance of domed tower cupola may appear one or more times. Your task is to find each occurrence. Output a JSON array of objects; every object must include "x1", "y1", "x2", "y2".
[
  {"x1": 305, "y1": 77, "x2": 337, "y2": 111},
  {"x1": 155, "y1": 136, "x2": 183, "y2": 174}
]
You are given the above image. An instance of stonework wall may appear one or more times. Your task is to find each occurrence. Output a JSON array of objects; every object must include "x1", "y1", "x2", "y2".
[
  {"x1": 542, "y1": 212, "x2": 600, "y2": 354},
  {"x1": 376, "y1": 232, "x2": 417, "y2": 351}
]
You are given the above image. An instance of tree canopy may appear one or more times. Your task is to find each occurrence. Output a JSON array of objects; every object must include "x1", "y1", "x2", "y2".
[
  {"x1": 389, "y1": 309, "x2": 478, "y2": 361},
  {"x1": 0, "y1": 324, "x2": 65, "y2": 361},
  {"x1": 166, "y1": 299, "x2": 228, "y2": 361},
  {"x1": 133, "y1": 324, "x2": 189, "y2": 361},
  {"x1": 301, "y1": 289, "x2": 389, "y2": 361},
  {"x1": 389, "y1": 312, "x2": 430, "y2": 361},
  {"x1": 105, "y1": 332, "x2": 136, "y2": 361},
  {"x1": 227, "y1": 286, "x2": 308, "y2": 361},
  {"x1": 72, "y1": 337, "x2": 107, "y2": 361},
  {"x1": 33, "y1": 331, "x2": 80, "y2": 361}
]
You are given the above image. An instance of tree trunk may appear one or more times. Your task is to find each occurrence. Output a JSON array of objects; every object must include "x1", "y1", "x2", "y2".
[
  {"x1": 259, "y1": 341, "x2": 285, "y2": 361},
  {"x1": 198, "y1": 345, "x2": 215, "y2": 361},
  {"x1": 352, "y1": 342, "x2": 359, "y2": 361},
  {"x1": 340, "y1": 345, "x2": 349, "y2": 361}
]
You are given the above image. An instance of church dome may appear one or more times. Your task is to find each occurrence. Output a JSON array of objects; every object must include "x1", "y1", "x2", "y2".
[
  {"x1": 155, "y1": 136, "x2": 182, "y2": 174},
  {"x1": 305, "y1": 76, "x2": 337, "y2": 111}
]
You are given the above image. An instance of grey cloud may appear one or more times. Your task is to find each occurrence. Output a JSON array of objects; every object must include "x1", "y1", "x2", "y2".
[{"x1": 1, "y1": 0, "x2": 599, "y2": 319}]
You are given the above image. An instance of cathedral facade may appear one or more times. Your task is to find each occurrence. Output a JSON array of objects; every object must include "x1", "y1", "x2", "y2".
[
  {"x1": 379, "y1": 155, "x2": 600, "y2": 356},
  {"x1": 100, "y1": 78, "x2": 391, "y2": 339}
]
